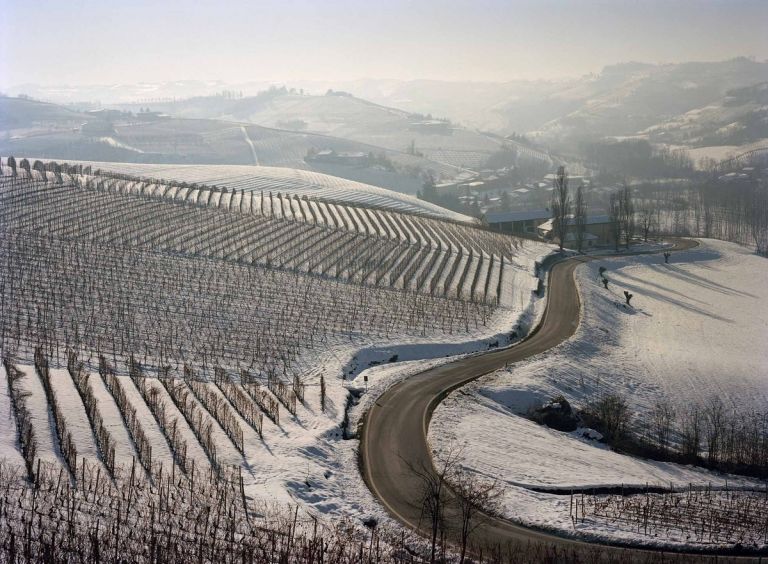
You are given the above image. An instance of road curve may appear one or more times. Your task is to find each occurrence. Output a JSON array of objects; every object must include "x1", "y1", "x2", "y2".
[{"x1": 359, "y1": 239, "x2": 761, "y2": 560}]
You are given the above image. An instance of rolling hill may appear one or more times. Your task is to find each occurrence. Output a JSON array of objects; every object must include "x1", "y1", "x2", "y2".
[
  {"x1": 59, "y1": 160, "x2": 471, "y2": 221},
  {"x1": 639, "y1": 81, "x2": 768, "y2": 151},
  {"x1": 109, "y1": 91, "x2": 516, "y2": 170},
  {"x1": 0, "y1": 95, "x2": 89, "y2": 131},
  {"x1": 526, "y1": 58, "x2": 768, "y2": 145},
  {"x1": 0, "y1": 159, "x2": 549, "y2": 554},
  {"x1": 0, "y1": 98, "x2": 471, "y2": 194}
]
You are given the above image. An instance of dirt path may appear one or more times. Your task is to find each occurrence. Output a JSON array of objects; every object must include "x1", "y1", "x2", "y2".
[{"x1": 240, "y1": 126, "x2": 259, "y2": 165}]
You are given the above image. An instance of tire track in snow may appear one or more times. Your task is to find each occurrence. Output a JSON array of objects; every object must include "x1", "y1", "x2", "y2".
[{"x1": 240, "y1": 126, "x2": 260, "y2": 166}]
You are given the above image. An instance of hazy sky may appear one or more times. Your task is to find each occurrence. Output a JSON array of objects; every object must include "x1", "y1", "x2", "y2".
[{"x1": 1, "y1": 0, "x2": 767, "y2": 88}]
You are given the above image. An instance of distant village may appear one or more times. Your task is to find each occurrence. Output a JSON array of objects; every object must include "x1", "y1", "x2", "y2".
[
  {"x1": 428, "y1": 153, "x2": 768, "y2": 249},
  {"x1": 432, "y1": 169, "x2": 615, "y2": 247}
]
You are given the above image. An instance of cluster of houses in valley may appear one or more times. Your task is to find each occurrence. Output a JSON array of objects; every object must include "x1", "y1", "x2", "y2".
[
  {"x1": 485, "y1": 210, "x2": 615, "y2": 248},
  {"x1": 305, "y1": 149, "x2": 371, "y2": 166},
  {"x1": 300, "y1": 146, "x2": 627, "y2": 248},
  {"x1": 436, "y1": 170, "x2": 592, "y2": 208},
  {"x1": 440, "y1": 170, "x2": 621, "y2": 248}
]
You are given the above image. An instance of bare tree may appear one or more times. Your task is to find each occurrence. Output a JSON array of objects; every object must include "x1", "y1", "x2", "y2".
[
  {"x1": 573, "y1": 183, "x2": 587, "y2": 252},
  {"x1": 651, "y1": 400, "x2": 675, "y2": 455},
  {"x1": 586, "y1": 393, "x2": 631, "y2": 446},
  {"x1": 551, "y1": 166, "x2": 571, "y2": 252},
  {"x1": 680, "y1": 406, "x2": 702, "y2": 461},
  {"x1": 637, "y1": 201, "x2": 656, "y2": 242},
  {"x1": 608, "y1": 192, "x2": 622, "y2": 251},
  {"x1": 620, "y1": 183, "x2": 635, "y2": 249},
  {"x1": 450, "y1": 468, "x2": 502, "y2": 563},
  {"x1": 704, "y1": 397, "x2": 726, "y2": 466},
  {"x1": 700, "y1": 184, "x2": 715, "y2": 238},
  {"x1": 407, "y1": 449, "x2": 460, "y2": 563},
  {"x1": 748, "y1": 182, "x2": 768, "y2": 255}
]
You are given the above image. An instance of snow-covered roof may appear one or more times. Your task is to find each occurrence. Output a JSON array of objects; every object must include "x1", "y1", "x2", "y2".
[
  {"x1": 486, "y1": 209, "x2": 551, "y2": 224},
  {"x1": 582, "y1": 214, "x2": 612, "y2": 225},
  {"x1": 538, "y1": 215, "x2": 614, "y2": 232}
]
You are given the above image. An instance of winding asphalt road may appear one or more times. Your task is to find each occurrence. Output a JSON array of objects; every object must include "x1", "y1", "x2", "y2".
[{"x1": 359, "y1": 239, "x2": 761, "y2": 560}]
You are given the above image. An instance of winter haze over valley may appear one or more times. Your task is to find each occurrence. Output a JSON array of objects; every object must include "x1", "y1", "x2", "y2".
[{"x1": 0, "y1": 0, "x2": 767, "y2": 562}]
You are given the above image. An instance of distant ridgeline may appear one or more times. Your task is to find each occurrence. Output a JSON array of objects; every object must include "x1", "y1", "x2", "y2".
[{"x1": 0, "y1": 157, "x2": 524, "y2": 381}]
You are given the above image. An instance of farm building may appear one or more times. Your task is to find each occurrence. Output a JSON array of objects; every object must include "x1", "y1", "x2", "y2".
[
  {"x1": 543, "y1": 173, "x2": 591, "y2": 187},
  {"x1": 486, "y1": 209, "x2": 551, "y2": 235},
  {"x1": 537, "y1": 214, "x2": 616, "y2": 247},
  {"x1": 408, "y1": 120, "x2": 452, "y2": 134},
  {"x1": 306, "y1": 149, "x2": 370, "y2": 166}
]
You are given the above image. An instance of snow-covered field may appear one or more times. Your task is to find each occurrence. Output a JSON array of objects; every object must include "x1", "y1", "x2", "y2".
[
  {"x1": 677, "y1": 140, "x2": 768, "y2": 168},
  {"x1": 237, "y1": 238, "x2": 549, "y2": 520},
  {"x1": 430, "y1": 239, "x2": 768, "y2": 548},
  {"x1": 7, "y1": 157, "x2": 764, "y2": 551},
  {"x1": 0, "y1": 213, "x2": 552, "y2": 540},
  {"x1": 61, "y1": 161, "x2": 472, "y2": 222}
]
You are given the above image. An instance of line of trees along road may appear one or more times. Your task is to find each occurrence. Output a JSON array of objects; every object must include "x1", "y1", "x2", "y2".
[
  {"x1": 634, "y1": 174, "x2": 768, "y2": 254},
  {"x1": 551, "y1": 160, "x2": 768, "y2": 254}
]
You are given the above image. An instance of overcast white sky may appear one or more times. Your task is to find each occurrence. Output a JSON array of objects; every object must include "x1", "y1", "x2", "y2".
[{"x1": 1, "y1": 0, "x2": 766, "y2": 88}]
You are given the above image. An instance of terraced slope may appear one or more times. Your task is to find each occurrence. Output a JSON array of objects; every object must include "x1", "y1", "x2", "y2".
[
  {"x1": 0, "y1": 162, "x2": 525, "y2": 376},
  {"x1": 61, "y1": 160, "x2": 471, "y2": 221},
  {"x1": 0, "y1": 159, "x2": 547, "y2": 562}
]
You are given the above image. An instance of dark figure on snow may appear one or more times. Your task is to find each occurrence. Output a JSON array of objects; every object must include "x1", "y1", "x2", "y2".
[
  {"x1": 598, "y1": 266, "x2": 607, "y2": 279},
  {"x1": 602, "y1": 277, "x2": 609, "y2": 289},
  {"x1": 624, "y1": 290, "x2": 633, "y2": 305},
  {"x1": 663, "y1": 252, "x2": 671, "y2": 264}
]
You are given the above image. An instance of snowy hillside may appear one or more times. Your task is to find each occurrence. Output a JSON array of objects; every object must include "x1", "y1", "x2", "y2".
[
  {"x1": 235, "y1": 94, "x2": 509, "y2": 170},
  {"x1": 530, "y1": 59, "x2": 768, "y2": 142},
  {"x1": 431, "y1": 239, "x2": 768, "y2": 549},
  {"x1": 0, "y1": 98, "x2": 467, "y2": 195},
  {"x1": 109, "y1": 92, "x2": 511, "y2": 170},
  {"x1": 64, "y1": 160, "x2": 472, "y2": 221},
  {"x1": 0, "y1": 162, "x2": 554, "y2": 545}
]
